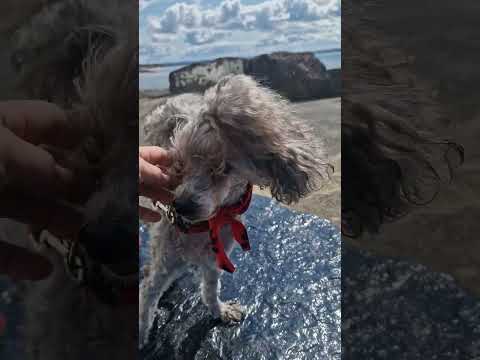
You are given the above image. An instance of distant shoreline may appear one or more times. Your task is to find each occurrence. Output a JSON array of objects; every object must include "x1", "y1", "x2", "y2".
[
  {"x1": 139, "y1": 89, "x2": 171, "y2": 98},
  {"x1": 139, "y1": 48, "x2": 341, "y2": 72},
  {"x1": 140, "y1": 67, "x2": 341, "y2": 94}
]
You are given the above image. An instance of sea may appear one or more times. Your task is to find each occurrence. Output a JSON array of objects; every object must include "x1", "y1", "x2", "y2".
[{"x1": 140, "y1": 49, "x2": 341, "y2": 91}]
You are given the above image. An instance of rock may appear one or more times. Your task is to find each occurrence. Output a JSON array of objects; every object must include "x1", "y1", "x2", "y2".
[
  {"x1": 246, "y1": 52, "x2": 332, "y2": 101},
  {"x1": 169, "y1": 58, "x2": 245, "y2": 94},
  {"x1": 169, "y1": 52, "x2": 339, "y2": 101},
  {"x1": 343, "y1": 244, "x2": 480, "y2": 360},
  {"x1": 327, "y1": 69, "x2": 341, "y2": 97},
  {"x1": 140, "y1": 195, "x2": 341, "y2": 360},
  {"x1": 245, "y1": 52, "x2": 333, "y2": 101}
]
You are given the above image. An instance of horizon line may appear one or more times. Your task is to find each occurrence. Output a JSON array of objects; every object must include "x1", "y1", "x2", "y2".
[{"x1": 140, "y1": 47, "x2": 341, "y2": 68}]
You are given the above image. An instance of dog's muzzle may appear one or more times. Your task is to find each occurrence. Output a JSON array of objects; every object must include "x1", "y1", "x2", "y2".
[{"x1": 153, "y1": 183, "x2": 253, "y2": 273}]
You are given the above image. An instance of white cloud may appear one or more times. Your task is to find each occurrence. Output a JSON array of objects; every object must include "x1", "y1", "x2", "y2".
[
  {"x1": 253, "y1": 5, "x2": 275, "y2": 29},
  {"x1": 140, "y1": 0, "x2": 340, "y2": 63},
  {"x1": 285, "y1": 0, "x2": 328, "y2": 21},
  {"x1": 149, "y1": 0, "x2": 337, "y2": 34},
  {"x1": 185, "y1": 29, "x2": 226, "y2": 45},
  {"x1": 149, "y1": 3, "x2": 202, "y2": 33},
  {"x1": 139, "y1": 0, "x2": 152, "y2": 11},
  {"x1": 219, "y1": 0, "x2": 242, "y2": 22}
]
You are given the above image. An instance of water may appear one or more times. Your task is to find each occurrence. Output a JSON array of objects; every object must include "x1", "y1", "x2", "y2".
[
  {"x1": 139, "y1": 50, "x2": 341, "y2": 91},
  {"x1": 315, "y1": 50, "x2": 341, "y2": 70},
  {"x1": 140, "y1": 65, "x2": 181, "y2": 91}
]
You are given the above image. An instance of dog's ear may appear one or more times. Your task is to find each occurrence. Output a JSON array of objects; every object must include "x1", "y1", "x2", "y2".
[
  {"x1": 143, "y1": 94, "x2": 203, "y2": 148},
  {"x1": 203, "y1": 75, "x2": 331, "y2": 204}
]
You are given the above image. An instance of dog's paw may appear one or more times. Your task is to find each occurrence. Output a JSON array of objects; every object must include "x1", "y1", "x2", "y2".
[{"x1": 219, "y1": 300, "x2": 245, "y2": 323}]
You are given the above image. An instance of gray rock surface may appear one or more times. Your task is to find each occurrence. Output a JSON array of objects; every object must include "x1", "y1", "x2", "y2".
[
  {"x1": 169, "y1": 57, "x2": 245, "y2": 95},
  {"x1": 343, "y1": 245, "x2": 480, "y2": 359},
  {"x1": 169, "y1": 52, "x2": 339, "y2": 101},
  {"x1": 139, "y1": 193, "x2": 480, "y2": 360},
  {"x1": 140, "y1": 195, "x2": 341, "y2": 360},
  {"x1": 326, "y1": 69, "x2": 341, "y2": 97},
  {"x1": 245, "y1": 52, "x2": 333, "y2": 101}
]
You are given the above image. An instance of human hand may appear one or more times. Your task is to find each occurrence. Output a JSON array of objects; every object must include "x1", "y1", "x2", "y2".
[
  {"x1": 139, "y1": 146, "x2": 178, "y2": 222},
  {"x1": 0, "y1": 100, "x2": 86, "y2": 280}
]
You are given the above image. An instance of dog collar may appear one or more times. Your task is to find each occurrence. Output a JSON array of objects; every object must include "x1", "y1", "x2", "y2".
[
  {"x1": 155, "y1": 183, "x2": 253, "y2": 273},
  {"x1": 32, "y1": 230, "x2": 138, "y2": 306}
]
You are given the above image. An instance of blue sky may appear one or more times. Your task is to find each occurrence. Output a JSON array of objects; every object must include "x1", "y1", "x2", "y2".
[{"x1": 139, "y1": 0, "x2": 340, "y2": 64}]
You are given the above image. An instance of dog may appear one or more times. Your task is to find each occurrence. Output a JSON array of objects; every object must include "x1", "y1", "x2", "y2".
[
  {"x1": 341, "y1": 1, "x2": 464, "y2": 238},
  {"x1": 139, "y1": 74, "x2": 331, "y2": 346},
  {"x1": 0, "y1": 1, "x2": 139, "y2": 359}
]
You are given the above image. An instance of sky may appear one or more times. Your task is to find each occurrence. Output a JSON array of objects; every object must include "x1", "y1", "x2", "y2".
[{"x1": 139, "y1": 0, "x2": 340, "y2": 64}]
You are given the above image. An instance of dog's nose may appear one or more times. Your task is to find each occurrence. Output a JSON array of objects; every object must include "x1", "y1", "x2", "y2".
[{"x1": 172, "y1": 198, "x2": 199, "y2": 219}]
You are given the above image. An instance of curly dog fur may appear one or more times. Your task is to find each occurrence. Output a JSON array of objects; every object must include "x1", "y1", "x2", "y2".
[
  {"x1": 341, "y1": 0, "x2": 464, "y2": 237},
  {"x1": 1, "y1": 1, "x2": 138, "y2": 359},
  {"x1": 139, "y1": 74, "x2": 331, "y2": 346}
]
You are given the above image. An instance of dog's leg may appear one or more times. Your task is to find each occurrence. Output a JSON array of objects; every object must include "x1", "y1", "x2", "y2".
[
  {"x1": 200, "y1": 267, "x2": 245, "y2": 323},
  {"x1": 139, "y1": 264, "x2": 186, "y2": 347}
]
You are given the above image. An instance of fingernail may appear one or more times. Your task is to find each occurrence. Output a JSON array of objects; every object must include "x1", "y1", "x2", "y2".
[{"x1": 161, "y1": 172, "x2": 171, "y2": 183}]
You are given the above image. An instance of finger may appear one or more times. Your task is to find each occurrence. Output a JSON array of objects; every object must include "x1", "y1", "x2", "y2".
[
  {"x1": 0, "y1": 194, "x2": 85, "y2": 238},
  {"x1": 139, "y1": 146, "x2": 173, "y2": 166},
  {"x1": 139, "y1": 157, "x2": 175, "y2": 203},
  {"x1": 139, "y1": 206, "x2": 162, "y2": 222},
  {"x1": 0, "y1": 100, "x2": 86, "y2": 147},
  {"x1": 0, "y1": 241, "x2": 52, "y2": 281},
  {"x1": 0, "y1": 126, "x2": 73, "y2": 198},
  {"x1": 140, "y1": 186, "x2": 174, "y2": 205}
]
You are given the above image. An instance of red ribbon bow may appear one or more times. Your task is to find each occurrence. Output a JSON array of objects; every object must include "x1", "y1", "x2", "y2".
[{"x1": 178, "y1": 184, "x2": 253, "y2": 273}]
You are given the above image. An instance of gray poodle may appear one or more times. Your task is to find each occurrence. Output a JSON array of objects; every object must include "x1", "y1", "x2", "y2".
[{"x1": 139, "y1": 74, "x2": 331, "y2": 346}]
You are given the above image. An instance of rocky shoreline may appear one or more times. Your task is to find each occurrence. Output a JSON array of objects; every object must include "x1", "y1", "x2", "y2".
[{"x1": 168, "y1": 51, "x2": 340, "y2": 101}]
